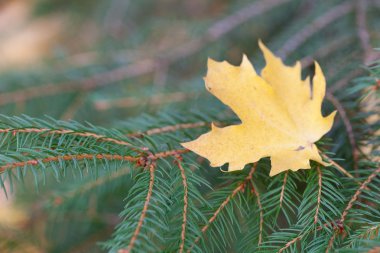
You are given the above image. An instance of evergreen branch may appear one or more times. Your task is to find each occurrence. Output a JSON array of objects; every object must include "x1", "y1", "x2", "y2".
[
  {"x1": 119, "y1": 162, "x2": 156, "y2": 253},
  {"x1": 277, "y1": 234, "x2": 303, "y2": 253},
  {"x1": 326, "y1": 233, "x2": 336, "y2": 253},
  {"x1": 174, "y1": 159, "x2": 189, "y2": 253},
  {"x1": 325, "y1": 92, "x2": 359, "y2": 172},
  {"x1": 321, "y1": 153, "x2": 354, "y2": 178},
  {"x1": 0, "y1": 127, "x2": 137, "y2": 149},
  {"x1": 341, "y1": 167, "x2": 380, "y2": 224},
  {"x1": 278, "y1": 1, "x2": 354, "y2": 57},
  {"x1": 279, "y1": 171, "x2": 288, "y2": 209},
  {"x1": 128, "y1": 122, "x2": 207, "y2": 138},
  {"x1": 252, "y1": 178, "x2": 264, "y2": 245},
  {"x1": 327, "y1": 167, "x2": 380, "y2": 252},
  {"x1": 187, "y1": 163, "x2": 258, "y2": 252},
  {"x1": 315, "y1": 166, "x2": 323, "y2": 224},
  {"x1": 0, "y1": 153, "x2": 139, "y2": 173},
  {"x1": 0, "y1": 149, "x2": 188, "y2": 174}
]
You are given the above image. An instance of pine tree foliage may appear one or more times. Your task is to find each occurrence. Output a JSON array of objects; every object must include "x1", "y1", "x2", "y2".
[{"x1": 0, "y1": 0, "x2": 379, "y2": 252}]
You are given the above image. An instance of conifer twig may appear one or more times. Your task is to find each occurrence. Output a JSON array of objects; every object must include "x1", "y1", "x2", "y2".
[
  {"x1": 279, "y1": 171, "x2": 288, "y2": 209},
  {"x1": 325, "y1": 92, "x2": 359, "y2": 173},
  {"x1": 128, "y1": 122, "x2": 207, "y2": 137},
  {"x1": 119, "y1": 162, "x2": 156, "y2": 253},
  {"x1": 321, "y1": 153, "x2": 354, "y2": 179},
  {"x1": 326, "y1": 167, "x2": 380, "y2": 252},
  {"x1": 0, "y1": 149, "x2": 189, "y2": 173},
  {"x1": 251, "y1": 178, "x2": 263, "y2": 245},
  {"x1": 187, "y1": 163, "x2": 258, "y2": 252},
  {"x1": 0, "y1": 128, "x2": 136, "y2": 148},
  {"x1": 278, "y1": 234, "x2": 303, "y2": 253},
  {"x1": 0, "y1": 153, "x2": 139, "y2": 173},
  {"x1": 175, "y1": 159, "x2": 189, "y2": 253},
  {"x1": 340, "y1": 167, "x2": 380, "y2": 224},
  {"x1": 315, "y1": 166, "x2": 322, "y2": 224}
]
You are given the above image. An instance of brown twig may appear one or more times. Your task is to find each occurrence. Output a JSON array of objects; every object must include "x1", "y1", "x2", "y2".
[
  {"x1": 315, "y1": 166, "x2": 322, "y2": 224},
  {"x1": 326, "y1": 233, "x2": 336, "y2": 253},
  {"x1": 119, "y1": 162, "x2": 156, "y2": 253},
  {"x1": 0, "y1": 127, "x2": 135, "y2": 148},
  {"x1": 175, "y1": 159, "x2": 189, "y2": 253},
  {"x1": 321, "y1": 153, "x2": 354, "y2": 179},
  {"x1": 278, "y1": 234, "x2": 303, "y2": 253},
  {"x1": 187, "y1": 163, "x2": 258, "y2": 252},
  {"x1": 340, "y1": 167, "x2": 380, "y2": 224},
  {"x1": 326, "y1": 167, "x2": 380, "y2": 252},
  {"x1": 128, "y1": 122, "x2": 208, "y2": 138},
  {"x1": 252, "y1": 177, "x2": 264, "y2": 245},
  {"x1": 279, "y1": 171, "x2": 288, "y2": 209},
  {"x1": 0, "y1": 153, "x2": 139, "y2": 173},
  {"x1": 278, "y1": 2, "x2": 354, "y2": 58},
  {"x1": 0, "y1": 148, "x2": 188, "y2": 174},
  {"x1": 325, "y1": 92, "x2": 359, "y2": 174}
]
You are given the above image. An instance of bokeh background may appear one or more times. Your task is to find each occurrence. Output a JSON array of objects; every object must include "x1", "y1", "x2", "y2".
[{"x1": 0, "y1": 0, "x2": 379, "y2": 252}]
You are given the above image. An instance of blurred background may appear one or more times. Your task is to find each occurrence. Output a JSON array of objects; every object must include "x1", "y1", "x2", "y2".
[{"x1": 0, "y1": 0, "x2": 379, "y2": 252}]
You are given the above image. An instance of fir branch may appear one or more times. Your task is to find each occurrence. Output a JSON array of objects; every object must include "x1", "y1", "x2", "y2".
[
  {"x1": 279, "y1": 171, "x2": 288, "y2": 209},
  {"x1": 119, "y1": 162, "x2": 156, "y2": 253},
  {"x1": 321, "y1": 153, "x2": 355, "y2": 178},
  {"x1": 0, "y1": 127, "x2": 137, "y2": 149},
  {"x1": 174, "y1": 159, "x2": 189, "y2": 253},
  {"x1": 252, "y1": 178, "x2": 264, "y2": 245},
  {"x1": 278, "y1": 234, "x2": 303, "y2": 253},
  {"x1": 0, "y1": 153, "x2": 139, "y2": 173},
  {"x1": 341, "y1": 167, "x2": 380, "y2": 224},
  {"x1": 327, "y1": 167, "x2": 380, "y2": 251},
  {"x1": 187, "y1": 163, "x2": 258, "y2": 252},
  {"x1": 128, "y1": 122, "x2": 207, "y2": 138},
  {"x1": 314, "y1": 166, "x2": 323, "y2": 224},
  {"x1": 326, "y1": 92, "x2": 359, "y2": 173}
]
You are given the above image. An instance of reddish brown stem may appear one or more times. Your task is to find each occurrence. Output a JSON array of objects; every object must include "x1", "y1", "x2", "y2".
[
  {"x1": 326, "y1": 167, "x2": 380, "y2": 252},
  {"x1": 0, "y1": 149, "x2": 189, "y2": 174},
  {"x1": 119, "y1": 162, "x2": 156, "y2": 253},
  {"x1": 325, "y1": 92, "x2": 359, "y2": 173},
  {"x1": 315, "y1": 166, "x2": 322, "y2": 224},
  {"x1": 0, "y1": 128, "x2": 135, "y2": 148},
  {"x1": 187, "y1": 163, "x2": 258, "y2": 252},
  {"x1": 128, "y1": 122, "x2": 207, "y2": 138},
  {"x1": 279, "y1": 171, "x2": 288, "y2": 209},
  {"x1": 175, "y1": 159, "x2": 189, "y2": 253}
]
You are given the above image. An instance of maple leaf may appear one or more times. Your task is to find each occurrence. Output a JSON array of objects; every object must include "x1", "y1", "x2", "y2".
[{"x1": 182, "y1": 41, "x2": 336, "y2": 176}]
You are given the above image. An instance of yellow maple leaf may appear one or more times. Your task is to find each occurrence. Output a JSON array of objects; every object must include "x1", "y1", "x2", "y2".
[{"x1": 182, "y1": 41, "x2": 336, "y2": 176}]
